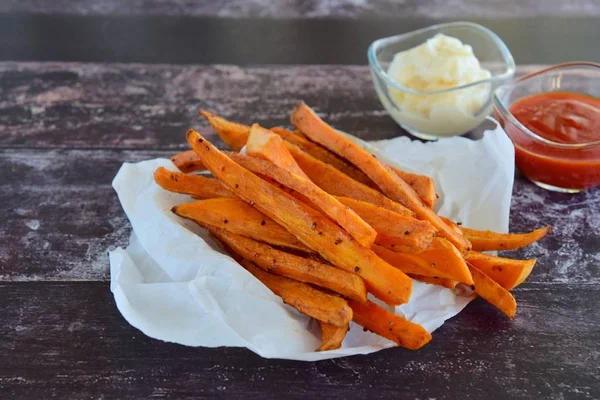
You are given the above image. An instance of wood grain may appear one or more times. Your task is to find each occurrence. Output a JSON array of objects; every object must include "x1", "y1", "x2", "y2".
[
  {"x1": 0, "y1": 63, "x2": 545, "y2": 149},
  {"x1": 1, "y1": 282, "x2": 598, "y2": 399},
  {"x1": 1, "y1": 0, "x2": 599, "y2": 18}
]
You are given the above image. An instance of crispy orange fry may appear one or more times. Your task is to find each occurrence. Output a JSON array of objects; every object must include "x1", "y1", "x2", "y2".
[
  {"x1": 466, "y1": 252, "x2": 536, "y2": 290},
  {"x1": 463, "y1": 226, "x2": 551, "y2": 251},
  {"x1": 199, "y1": 110, "x2": 250, "y2": 151},
  {"x1": 291, "y1": 102, "x2": 471, "y2": 253},
  {"x1": 171, "y1": 150, "x2": 206, "y2": 173},
  {"x1": 187, "y1": 129, "x2": 412, "y2": 306},
  {"x1": 335, "y1": 196, "x2": 437, "y2": 250},
  {"x1": 389, "y1": 167, "x2": 437, "y2": 208},
  {"x1": 226, "y1": 151, "x2": 377, "y2": 248},
  {"x1": 317, "y1": 321, "x2": 348, "y2": 351},
  {"x1": 468, "y1": 262, "x2": 517, "y2": 319},
  {"x1": 271, "y1": 126, "x2": 375, "y2": 187},
  {"x1": 439, "y1": 216, "x2": 464, "y2": 236},
  {"x1": 408, "y1": 274, "x2": 459, "y2": 290},
  {"x1": 287, "y1": 143, "x2": 414, "y2": 217},
  {"x1": 154, "y1": 167, "x2": 233, "y2": 199},
  {"x1": 196, "y1": 110, "x2": 436, "y2": 206},
  {"x1": 273, "y1": 126, "x2": 437, "y2": 206},
  {"x1": 172, "y1": 198, "x2": 312, "y2": 253},
  {"x1": 210, "y1": 227, "x2": 367, "y2": 302},
  {"x1": 238, "y1": 258, "x2": 353, "y2": 327},
  {"x1": 348, "y1": 300, "x2": 432, "y2": 350},
  {"x1": 246, "y1": 125, "x2": 310, "y2": 179},
  {"x1": 372, "y1": 238, "x2": 474, "y2": 285}
]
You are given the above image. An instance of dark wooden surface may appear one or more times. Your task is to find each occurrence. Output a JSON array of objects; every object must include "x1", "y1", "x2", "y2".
[
  {"x1": 2, "y1": 0, "x2": 599, "y2": 17},
  {"x1": 1, "y1": 62, "x2": 599, "y2": 399}
]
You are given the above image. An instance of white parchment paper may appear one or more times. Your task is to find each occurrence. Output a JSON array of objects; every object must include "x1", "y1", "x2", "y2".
[{"x1": 109, "y1": 120, "x2": 514, "y2": 361}]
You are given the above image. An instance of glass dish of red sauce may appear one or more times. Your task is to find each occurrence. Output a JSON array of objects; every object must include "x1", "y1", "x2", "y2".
[{"x1": 493, "y1": 62, "x2": 600, "y2": 193}]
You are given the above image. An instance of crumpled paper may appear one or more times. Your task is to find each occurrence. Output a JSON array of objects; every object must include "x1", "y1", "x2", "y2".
[{"x1": 109, "y1": 119, "x2": 514, "y2": 361}]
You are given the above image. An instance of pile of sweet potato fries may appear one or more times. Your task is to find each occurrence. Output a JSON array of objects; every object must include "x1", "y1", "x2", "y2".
[{"x1": 153, "y1": 102, "x2": 550, "y2": 351}]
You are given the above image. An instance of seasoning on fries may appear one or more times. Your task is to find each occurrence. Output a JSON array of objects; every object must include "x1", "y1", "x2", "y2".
[{"x1": 155, "y1": 103, "x2": 550, "y2": 351}]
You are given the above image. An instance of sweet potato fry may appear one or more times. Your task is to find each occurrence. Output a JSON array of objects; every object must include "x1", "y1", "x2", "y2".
[
  {"x1": 238, "y1": 258, "x2": 353, "y2": 327},
  {"x1": 199, "y1": 110, "x2": 250, "y2": 151},
  {"x1": 172, "y1": 198, "x2": 312, "y2": 253},
  {"x1": 287, "y1": 143, "x2": 414, "y2": 217},
  {"x1": 273, "y1": 126, "x2": 437, "y2": 206},
  {"x1": 171, "y1": 150, "x2": 206, "y2": 173},
  {"x1": 196, "y1": 110, "x2": 435, "y2": 205},
  {"x1": 335, "y1": 197, "x2": 436, "y2": 250},
  {"x1": 226, "y1": 151, "x2": 377, "y2": 248},
  {"x1": 271, "y1": 126, "x2": 375, "y2": 186},
  {"x1": 466, "y1": 252, "x2": 536, "y2": 290},
  {"x1": 348, "y1": 300, "x2": 432, "y2": 350},
  {"x1": 439, "y1": 216, "x2": 464, "y2": 236},
  {"x1": 246, "y1": 125, "x2": 310, "y2": 179},
  {"x1": 408, "y1": 274, "x2": 459, "y2": 290},
  {"x1": 389, "y1": 167, "x2": 437, "y2": 208},
  {"x1": 468, "y1": 262, "x2": 517, "y2": 319},
  {"x1": 210, "y1": 227, "x2": 367, "y2": 302},
  {"x1": 291, "y1": 102, "x2": 471, "y2": 253},
  {"x1": 372, "y1": 238, "x2": 474, "y2": 285},
  {"x1": 462, "y1": 226, "x2": 551, "y2": 251},
  {"x1": 317, "y1": 321, "x2": 348, "y2": 351},
  {"x1": 187, "y1": 129, "x2": 412, "y2": 306},
  {"x1": 154, "y1": 167, "x2": 233, "y2": 199}
]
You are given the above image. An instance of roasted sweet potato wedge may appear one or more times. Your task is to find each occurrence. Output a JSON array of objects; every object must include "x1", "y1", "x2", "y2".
[
  {"x1": 246, "y1": 125, "x2": 310, "y2": 179},
  {"x1": 271, "y1": 126, "x2": 375, "y2": 187},
  {"x1": 273, "y1": 127, "x2": 438, "y2": 206},
  {"x1": 226, "y1": 151, "x2": 377, "y2": 248},
  {"x1": 172, "y1": 198, "x2": 312, "y2": 253},
  {"x1": 186, "y1": 129, "x2": 412, "y2": 306},
  {"x1": 199, "y1": 110, "x2": 250, "y2": 151},
  {"x1": 211, "y1": 227, "x2": 367, "y2": 302},
  {"x1": 154, "y1": 167, "x2": 233, "y2": 199},
  {"x1": 291, "y1": 102, "x2": 471, "y2": 253},
  {"x1": 348, "y1": 300, "x2": 432, "y2": 350},
  {"x1": 287, "y1": 143, "x2": 414, "y2": 217},
  {"x1": 389, "y1": 166, "x2": 437, "y2": 209},
  {"x1": 372, "y1": 238, "x2": 474, "y2": 285},
  {"x1": 238, "y1": 258, "x2": 353, "y2": 327},
  {"x1": 466, "y1": 252, "x2": 536, "y2": 290},
  {"x1": 171, "y1": 150, "x2": 206, "y2": 173},
  {"x1": 462, "y1": 226, "x2": 551, "y2": 252},
  {"x1": 335, "y1": 196, "x2": 437, "y2": 250},
  {"x1": 317, "y1": 321, "x2": 348, "y2": 351},
  {"x1": 468, "y1": 262, "x2": 517, "y2": 319}
]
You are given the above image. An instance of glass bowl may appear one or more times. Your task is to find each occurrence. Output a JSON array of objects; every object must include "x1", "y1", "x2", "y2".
[
  {"x1": 493, "y1": 62, "x2": 600, "y2": 193},
  {"x1": 368, "y1": 22, "x2": 515, "y2": 140}
]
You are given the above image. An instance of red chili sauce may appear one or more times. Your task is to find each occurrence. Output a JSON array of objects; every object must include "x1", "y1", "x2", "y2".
[{"x1": 505, "y1": 92, "x2": 600, "y2": 190}]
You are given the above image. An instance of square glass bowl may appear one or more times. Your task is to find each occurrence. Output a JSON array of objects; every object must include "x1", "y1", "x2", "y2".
[
  {"x1": 368, "y1": 22, "x2": 515, "y2": 140},
  {"x1": 493, "y1": 62, "x2": 600, "y2": 193}
]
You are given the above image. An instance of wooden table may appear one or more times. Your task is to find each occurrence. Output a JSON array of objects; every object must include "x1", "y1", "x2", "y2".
[{"x1": 1, "y1": 61, "x2": 599, "y2": 399}]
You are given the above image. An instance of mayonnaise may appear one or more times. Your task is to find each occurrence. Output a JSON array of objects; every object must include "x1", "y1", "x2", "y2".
[{"x1": 385, "y1": 33, "x2": 492, "y2": 137}]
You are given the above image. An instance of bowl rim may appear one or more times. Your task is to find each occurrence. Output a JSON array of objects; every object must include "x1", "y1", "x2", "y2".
[
  {"x1": 493, "y1": 61, "x2": 600, "y2": 149},
  {"x1": 367, "y1": 21, "x2": 516, "y2": 96}
]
